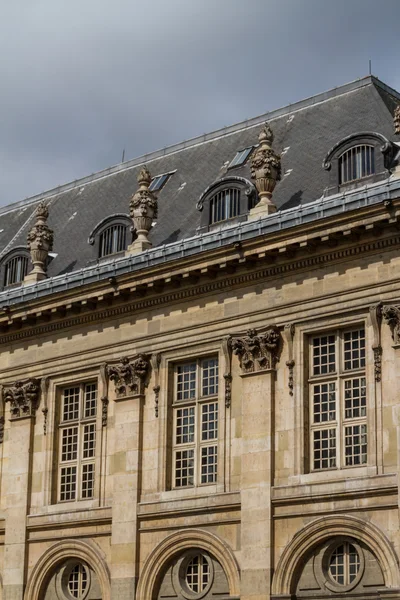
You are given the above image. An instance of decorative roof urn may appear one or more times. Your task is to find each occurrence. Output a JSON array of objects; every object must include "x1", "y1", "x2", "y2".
[
  {"x1": 25, "y1": 201, "x2": 54, "y2": 284},
  {"x1": 394, "y1": 105, "x2": 400, "y2": 136},
  {"x1": 126, "y1": 166, "x2": 158, "y2": 255},
  {"x1": 249, "y1": 122, "x2": 281, "y2": 219}
]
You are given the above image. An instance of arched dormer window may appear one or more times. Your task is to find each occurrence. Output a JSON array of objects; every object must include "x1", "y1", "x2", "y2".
[
  {"x1": 0, "y1": 247, "x2": 31, "y2": 288},
  {"x1": 323, "y1": 132, "x2": 395, "y2": 195},
  {"x1": 196, "y1": 177, "x2": 257, "y2": 232},
  {"x1": 88, "y1": 214, "x2": 132, "y2": 259}
]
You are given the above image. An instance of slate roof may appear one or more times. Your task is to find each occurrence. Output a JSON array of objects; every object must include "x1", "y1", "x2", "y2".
[{"x1": 0, "y1": 75, "x2": 399, "y2": 279}]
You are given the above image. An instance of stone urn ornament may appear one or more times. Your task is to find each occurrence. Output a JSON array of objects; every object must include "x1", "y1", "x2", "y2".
[
  {"x1": 249, "y1": 122, "x2": 281, "y2": 218},
  {"x1": 127, "y1": 166, "x2": 158, "y2": 254},
  {"x1": 25, "y1": 201, "x2": 54, "y2": 283}
]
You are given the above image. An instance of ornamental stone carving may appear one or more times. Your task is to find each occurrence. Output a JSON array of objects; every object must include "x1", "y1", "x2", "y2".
[
  {"x1": 107, "y1": 354, "x2": 150, "y2": 397},
  {"x1": 127, "y1": 166, "x2": 158, "y2": 255},
  {"x1": 230, "y1": 327, "x2": 280, "y2": 374},
  {"x1": 394, "y1": 105, "x2": 400, "y2": 135},
  {"x1": 3, "y1": 378, "x2": 40, "y2": 420},
  {"x1": 249, "y1": 123, "x2": 281, "y2": 218},
  {"x1": 383, "y1": 305, "x2": 400, "y2": 344},
  {"x1": 25, "y1": 201, "x2": 54, "y2": 283}
]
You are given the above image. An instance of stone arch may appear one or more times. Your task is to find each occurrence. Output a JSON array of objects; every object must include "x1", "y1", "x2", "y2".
[
  {"x1": 24, "y1": 539, "x2": 110, "y2": 600},
  {"x1": 136, "y1": 529, "x2": 240, "y2": 600},
  {"x1": 272, "y1": 514, "x2": 400, "y2": 596}
]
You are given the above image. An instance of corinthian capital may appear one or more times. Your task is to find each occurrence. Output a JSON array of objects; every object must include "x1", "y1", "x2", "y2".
[
  {"x1": 3, "y1": 378, "x2": 40, "y2": 420},
  {"x1": 230, "y1": 327, "x2": 281, "y2": 374},
  {"x1": 383, "y1": 305, "x2": 400, "y2": 344},
  {"x1": 107, "y1": 354, "x2": 150, "y2": 398}
]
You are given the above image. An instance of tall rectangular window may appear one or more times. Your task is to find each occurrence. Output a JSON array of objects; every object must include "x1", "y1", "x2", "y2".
[
  {"x1": 309, "y1": 328, "x2": 367, "y2": 471},
  {"x1": 58, "y1": 382, "x2": 97, "y2": 501},
  {"x1": 173, "y1": 357, "x2": 219, "y2": 488}
]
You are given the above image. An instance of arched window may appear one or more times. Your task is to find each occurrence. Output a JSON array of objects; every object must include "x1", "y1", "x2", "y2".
[
  {"x1": 338, "y1": 145, "x2": 375, "y2": 184},
  {"x1": 210, "y1": 188, "x2": 241, "y2": 224},
  {"x1": 99, "y1": 224, "x2": 127, "y2": 257},
  {"x1": 4, "y1": 255, "x2": 29, "y2": 286}
]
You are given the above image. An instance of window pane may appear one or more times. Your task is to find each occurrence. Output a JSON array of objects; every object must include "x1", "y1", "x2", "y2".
[
  {"x1": 82, "y1": 423, "x2": 96, "y2": 458},
  {"x1": 61, "y1": 427, "x2": 78, "y2": 462},
  {"x1": 313, "y1": 382, "x2": 336, "y2": 423},
  {"x1": 201, "y1": 402, "x2": 218, "y2": 440},
  {"x1": 345, "y1": 424, "x2": 367, "y2": 466},
  {"x1": 202, "y1": 358, "x2": 219, "y2": 396},
  {"x1": 60, "y1": 465, "x2": 77, "y2": 501},
  {"x1": 63, "y1": 387, "x2": 80, "y2": 421},
  {"x1": 84, "y1": 383, "x2": 97, "y2": 418},
  {"x1": 175, "y1": 407, "x2": 195, "y2": 444},
  {"x1": 344, "y1": 377, "x2": 366, "y2": 419},
  {"x1": 4, "y1": 256, "x2": 29, "y2": 286},
  {"x1": 209, "y1": 188, "x2": 241, "y2": 224},
  {"x1": 343, "y1": 329, "x2": 365, "y2": 370},
  {"x1": 81, "y1": 463, "x2": 95, "y2": 498},
  {"x1": 201, "y1": 445, "x2": 217, "y2": 484},
  {"x1": 175, "y1": 449, "x2": 194, "y2": 487},
  {"x1": 313, "y1": 429, "x2": 336, "y2": 470},
  {"x1": 312, "y1": 335, "x2": 336, "y2": 375},
  {"x1": 177, "y1": 363, "x2": 196, "y2": 400},
  {"x1": 68, "y1": 564, "x2": 88, "y2": 598},
  {"x1": 339, "y1": 145, "x2": 375, "y2": 184}
]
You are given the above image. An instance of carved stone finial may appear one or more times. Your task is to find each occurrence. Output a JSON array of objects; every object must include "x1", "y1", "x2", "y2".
[
  {"x1": 107, "y1": 354, "x2": 150, "y2": 398},
  {"x1": 230, "y1": 327, "x2": 280, "y2": 374},
  {"x1": 249, "y1": 122, "x2": 281, "y2": 219},
  {"x1": 3, "y1": 378, "x2": 40, "y2": 420},
  {"x1": 126, "y1": 166, "x2": 158, "y2": 255},
  {"x1": 25, "y1": 201, "x2": 54, "y2": 284},
  {"x1": 383, "y1": 305, "x2": 400, "y2": 344},
  {"x1": 394, "y1": 106, "x2": 400, "y2": 135}
]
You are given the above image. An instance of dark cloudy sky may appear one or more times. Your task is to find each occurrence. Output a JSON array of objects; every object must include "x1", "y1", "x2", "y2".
[{"x1": 1, "y1": 0, "x2": 400, "y2": 207}]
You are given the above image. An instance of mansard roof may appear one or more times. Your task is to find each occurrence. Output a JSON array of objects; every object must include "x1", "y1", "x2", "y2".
[{"x1": 0, "y1": 75, "x2": 399, "y2": 279}]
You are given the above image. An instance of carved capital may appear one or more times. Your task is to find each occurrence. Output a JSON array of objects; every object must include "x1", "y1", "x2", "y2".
[
  {"x1": 3, "y1": 378, "x2": 40, "y2": 420},
  {"x1": 383, "y1": 305, "x2": 400, "y2": 344},
  {"x1": 107, "y1": 354, "x2": 150, "y2": 398},
  {"x1": 230, "y1": 327, "x2": 280, "y2": 374}
]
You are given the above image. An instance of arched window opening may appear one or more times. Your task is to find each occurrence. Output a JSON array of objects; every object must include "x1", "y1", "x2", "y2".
[
  {"x1": 210, "y1": 188, "x2": 241, "y2": 224},
  {"x1": 4, "y1": 255, "x2": 29, "y2": 286},
  {"x1": 99, "y1": 224, "x2": 127, "y2": 257},
  {"x1": 339, "y1": 145, "x2": 375, "y2": 184}
]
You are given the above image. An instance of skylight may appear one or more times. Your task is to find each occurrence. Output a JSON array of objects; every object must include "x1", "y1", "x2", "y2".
[
  {"x1": 149, "y1": 172, "x2": 172, "y2": 192},
  {"x1": 228, "y1": 146, "x2": 254, "y2": 168}
]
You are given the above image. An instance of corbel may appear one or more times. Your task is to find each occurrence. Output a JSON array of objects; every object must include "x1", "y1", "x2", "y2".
[
  {"x1": 100, "y1": 363, "x2": 109, "y2": 427},
  {"x1": 151, "y1": 353, "x2": 161, "y2": 417},
  {"x1": 222, "y1": 336, "x2": 233, "y2": 408},
  {"x1": 370, "y1": 303, "x2": 383, "y2": 382},
  {"x1": 284, "y1": 323, "x2": 295, "y2": 396},
  {"x1": 41, "y1": 377, "x2": 50, "y2": 434}
]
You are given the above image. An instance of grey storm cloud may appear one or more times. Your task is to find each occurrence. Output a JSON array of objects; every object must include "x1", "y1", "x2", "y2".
[{"x1": 1, "y1": 0, "x2": 400, "y2": 206}]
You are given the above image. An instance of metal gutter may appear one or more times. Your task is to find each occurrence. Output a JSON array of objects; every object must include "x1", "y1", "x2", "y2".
[{"x1": 0, "y1": 177, "x2": 399, "y2": 309}]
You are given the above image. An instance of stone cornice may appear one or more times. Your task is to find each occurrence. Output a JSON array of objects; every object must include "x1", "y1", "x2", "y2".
[{"x1": 0, "y1": 228, "x2": 400, "y2": 346}]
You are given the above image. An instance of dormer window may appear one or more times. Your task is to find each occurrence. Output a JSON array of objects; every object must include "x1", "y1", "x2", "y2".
[
  {"x1": 210, "y1": 188, "x2": 240, "y2": 224},
  {"x1": 4, "y1": 254, "x2": 29, "y2": 286},
  {"x1": 99, "y1": 224, "x2": 126, "y2": 257},
  {"x1": 229, "y1": 147, "x2": 254, "y2": 169},
  {"x1": 88, "y1": 214, "x2": 132, "y2": 260},
  {"x1": 149, "y1": 171, "x2": 174, "y2": 192},
  {"x1": 338, "y1": 145, "x2": 375, "y2": 184}
]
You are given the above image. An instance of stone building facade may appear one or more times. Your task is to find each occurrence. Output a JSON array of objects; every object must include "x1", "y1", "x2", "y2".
[{"x1": 0, "y1": 75, "x2": 400, "y2": 599}]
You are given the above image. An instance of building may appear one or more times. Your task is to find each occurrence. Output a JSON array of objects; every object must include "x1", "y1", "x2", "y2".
[{"x1": 0, "y1": 74, "x2": 400, "y2": 600}]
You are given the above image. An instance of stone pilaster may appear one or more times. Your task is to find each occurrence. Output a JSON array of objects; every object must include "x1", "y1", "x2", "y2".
[
  {"x1": 2, "y1": 379, "x2": 40, "y2": 600},
  {"x1": 231, "y1": 327, "x2": 280, "y2": 600},
  {"x1": 107, "y1": 355, "x2": 150, "y2": 599}
]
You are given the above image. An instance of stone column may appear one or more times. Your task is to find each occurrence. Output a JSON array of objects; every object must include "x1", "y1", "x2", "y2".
[
  {"x1": 107, "y1": 355, "x2": 150, "y2": 599},
  {"x1": 231, "y1": 328, "x2": 281, "y2": 600},
  {"x1": 2, "y1": 379, "x2": 40, "y2": 600}
]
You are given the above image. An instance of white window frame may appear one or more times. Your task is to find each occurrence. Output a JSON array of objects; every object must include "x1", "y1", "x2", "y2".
[
  {"x1": 172, "y1": 357, "x2": 219, "y2": 489},
  {"x1": 309, "y1": 327, "x2": 367, "y2": 472}
]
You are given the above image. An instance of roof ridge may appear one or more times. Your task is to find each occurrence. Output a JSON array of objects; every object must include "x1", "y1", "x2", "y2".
[{"x1": 0, "y1": 74, "x2": 392, "y2": 217}]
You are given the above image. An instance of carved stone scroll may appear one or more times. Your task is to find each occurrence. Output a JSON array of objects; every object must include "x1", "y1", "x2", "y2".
[
  {"x1": 370, "y1": 303, "x2": 383, "y2": 382},
  {"x1": 41, "y1": 377, "x2": 50, "y2": 434},
  {"x1": 3, "y1": 378, "x2": 40, "y2": 420},
  {"x1": 100, "y1": 363, "x2": 109, "y2": 426},
  {"x1": 230, "y1": 327, "x2": 281, "y2": 374},
  {"x1": 383, "y1": 304, "x2": 400, "y2": 345},
  {"x1": 151, "y1": 353, "x2": 161, "y2": 417},
  {"x1": 222, "y1": 336, "x2": 233, "y2": 408},
  {"x1": 284, "y1": 323, "x2": 295, "y2": 396},
  {"x1": 107, "y1": 354, "x2": 150, "y2": 398}
]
